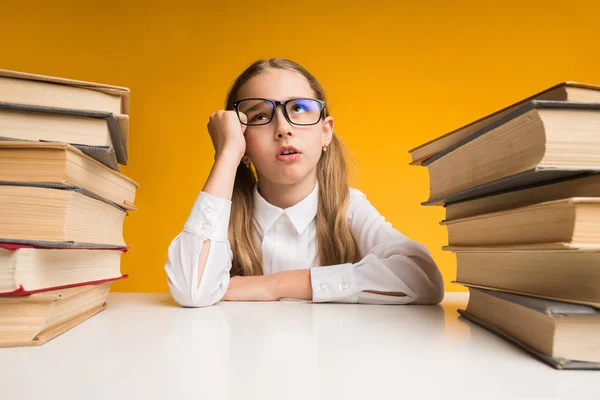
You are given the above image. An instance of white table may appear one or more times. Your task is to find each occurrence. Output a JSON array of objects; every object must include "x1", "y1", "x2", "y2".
[{"x1": 1, "y1": 293, "x2": 598, "y2": 400}]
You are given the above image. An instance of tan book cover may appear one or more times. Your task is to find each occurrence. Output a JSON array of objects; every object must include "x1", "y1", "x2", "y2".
[
  {"x1": 459, "y1": 287, "x2": 600, "y2": 369},
  {"x1": 0, "y1": 141, "x2": 137, "y2": 210},
  {"x1": 0, "y1": 69, "x2": 130, "y2": 114},
  {"x1": 0, "y1": 101, "x2": 129, "y2": 166},
  {"x1": 0, "y1": 244, "x2": 126, "y2": 295},
  {"x1": 450, "y1": 248, "x2": 600, "y2": 307},
  {"x1": 444, "y1": 173, "x2": 600, "y2": 220},
  {"x1": 441, "y1": 197, "x2": 600, "y2": 247},
  {"x1": 0, "y1": 69, "x2": 130, "y2": 158},
  {"x1": 0, "y1": 283, "x2": 111, "y2": 347},
  {"x1": 0, "y1": 185, "x2": 128, "y2": 247},
  {"x1": 408, "y1": 81, "x2": 600, "y2": 165},
  {"x1": 423, "y1": 101, "x2": 600, "y2": 205}
]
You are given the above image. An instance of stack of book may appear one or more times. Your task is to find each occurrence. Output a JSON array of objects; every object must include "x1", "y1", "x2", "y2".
[
  {"x1": 0, "y1": 70, "x2": 138, "y2": 347},
  {"x1": 409, "y1": 82, "x2": 600, "y2": 370}
]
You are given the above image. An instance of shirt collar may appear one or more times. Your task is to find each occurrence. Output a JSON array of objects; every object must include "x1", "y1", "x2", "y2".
[{"x1": 253, "y1": 181, "x2": 319, "y2": 235}]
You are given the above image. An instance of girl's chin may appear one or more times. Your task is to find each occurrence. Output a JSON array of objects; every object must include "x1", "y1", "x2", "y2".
[{"x1": 269, "y1": 169, "x2": 311, "y2": 184}]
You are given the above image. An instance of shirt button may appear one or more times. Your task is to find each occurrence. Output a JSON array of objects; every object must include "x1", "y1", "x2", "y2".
[
  {"x1": 201, "y1": 204, "x2": 214, "y2": 214},
  {"x1": 318, "y1": 283, "x2": 327, "y2": 292},
  {"x1": 201, "y1": 222, "x2": 211, "y2": 230},
  {"x1": 340, "y1": 282, "x2": 349, "y2": 291}
]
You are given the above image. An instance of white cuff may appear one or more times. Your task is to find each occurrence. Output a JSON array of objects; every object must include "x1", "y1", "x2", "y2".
[
  {"x1": 310, "y1": 263, "x2": 357, "y2": 303},
  {"x1": 183, "y1": 191, "x2": 232, "y2": 242}
]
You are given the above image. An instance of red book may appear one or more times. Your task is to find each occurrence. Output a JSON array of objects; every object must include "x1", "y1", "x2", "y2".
[{"x1": 0, "y1": 243, "x2": 128, "y2": 296}]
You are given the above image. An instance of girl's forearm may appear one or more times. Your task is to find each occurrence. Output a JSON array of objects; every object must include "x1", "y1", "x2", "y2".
[{"x1": 272, "y1": 269, "x2": 313, "y2": 300}]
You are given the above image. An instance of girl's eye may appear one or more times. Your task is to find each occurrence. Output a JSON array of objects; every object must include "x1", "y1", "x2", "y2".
[
  {"x1": 291, "y1": 104, "x2": 305, "y2": 114},
  {"x1": 250, "y1": 114, "x2": 268, "y2": 122}
]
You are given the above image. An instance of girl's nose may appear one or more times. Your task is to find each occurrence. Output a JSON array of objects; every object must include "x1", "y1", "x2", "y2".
[{"x1": 273, "y1": 107, "x2": 294, "y2": 137}]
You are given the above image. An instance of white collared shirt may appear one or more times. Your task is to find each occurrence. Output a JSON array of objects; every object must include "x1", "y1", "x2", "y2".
[{"x1": 165, "y1": 181, "x2": 444, "y2": 307}]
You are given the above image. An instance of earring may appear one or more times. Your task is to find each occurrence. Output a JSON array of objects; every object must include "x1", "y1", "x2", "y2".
[
  {"x1": 322, "y1": 145, "x2": 328, "y2": 152},
  {"x1": 242, "y1": 156, "x2": 250, "y2": 168}
]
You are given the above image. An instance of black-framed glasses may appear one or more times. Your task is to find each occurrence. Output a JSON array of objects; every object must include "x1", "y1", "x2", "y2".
[{"x1": 232, "y1": 97, "x2": 326, "y2": 126}]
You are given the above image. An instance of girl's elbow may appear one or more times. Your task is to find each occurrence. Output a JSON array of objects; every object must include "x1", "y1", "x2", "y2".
[
  {"x1": 164, "y1": 233, "x2": 229, "y2": 308},
  {"x1": 169, "y1": 284, "x2": 223, "y2": 308},
  {"x1": 165, "y1": 259, "x2": 227, "y2": 308},
  {"x1": 416, "y1": 281, "x2": 444, "y2": 305},
  {"x1": 413, "y1": 257, "x2": 445, "y2": 305},
  {"x1": 173, "y1": 295, "x2": 221, "y2": 308}
]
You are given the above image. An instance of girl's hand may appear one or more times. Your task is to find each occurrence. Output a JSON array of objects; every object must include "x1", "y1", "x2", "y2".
[
  {"x1": 207, "y1": 110, "x2": 248, "y2": 162},
  {"x1": 222, "y1": 275, "x2": 280, "y2": 302}
]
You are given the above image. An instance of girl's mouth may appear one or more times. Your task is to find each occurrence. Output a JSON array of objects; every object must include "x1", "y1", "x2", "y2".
[{"x1": 277, "y1": 153, "x2": 301, "y2": 162}]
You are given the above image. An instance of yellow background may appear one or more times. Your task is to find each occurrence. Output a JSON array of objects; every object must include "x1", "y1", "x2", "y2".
[{"x1": 3, "y1": 0, "x2": 600, "y2": 292}]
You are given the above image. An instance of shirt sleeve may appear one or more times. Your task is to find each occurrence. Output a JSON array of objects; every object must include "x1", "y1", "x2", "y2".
[
  {"x1": 164, "y1": 191, "x2": 233, "y2": 307},
  {"x1": 309, "y1": 189, "x2": 444, "y2": 305}
]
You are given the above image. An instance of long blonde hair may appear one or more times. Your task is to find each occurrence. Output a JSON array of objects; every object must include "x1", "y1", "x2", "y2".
[{"x1": 225, "y1": 58, "x2": 360, "y2": 276}]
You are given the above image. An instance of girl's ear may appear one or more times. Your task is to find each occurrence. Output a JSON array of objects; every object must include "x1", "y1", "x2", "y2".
[{"x1": 321, "y1": 115, "x2": 334, "y2": 147}]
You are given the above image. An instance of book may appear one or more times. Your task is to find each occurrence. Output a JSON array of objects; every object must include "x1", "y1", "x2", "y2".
[
  {"x1": 0, "y1": 243, "x2": 127, "y2": 295},
  {"x1": 444, "y1": 173, "x2": 600, "y2": 220},
  {"x1": 459, "y1": 287, "x2": 600, "y2": 369},
  {"x1": 0, "y1": 282, "x2": 111, "y2": 347},
  {"x1": 451, "y1": 248, "x2": 600, "y2": 307},
  {"x1": 0, "y1": 141, "x2": 137, "y2": 209},
  {"x1": 408, "y1": 81, "x2": 600, "y2": 165},
  {"x1": 0, "y1": 104, "x2": 111, "y2": 146},
  {"x1": 0, "y1": 69, "x2": 129, "y2": 114},
  {"x1": 0, "y1": 185, "x2": 127, "y2": 247},
  {"x1": 441, "y1": 197, "x2": 600, "y2": 247},
  {"x1": 423, "y1": 169, "x2": 592, "y2": 206},
  {"x1": 422, "y1": 101, "x2": 600, "y2": 205},
  {"x1": 0, "y1": 101, "x2": 128, "y2": 166},
  {"x1": 0, "y1": 69, "x2": 130, "y2": 158}
]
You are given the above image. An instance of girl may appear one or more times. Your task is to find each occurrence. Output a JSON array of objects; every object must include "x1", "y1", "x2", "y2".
[{"x1": 165, "y1": 58, "x2": 444, "y2": 307}]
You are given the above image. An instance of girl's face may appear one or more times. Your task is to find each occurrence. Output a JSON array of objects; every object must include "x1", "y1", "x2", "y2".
[{"x1": 236, "y1": 69, "x2": 333, "y2": 185}]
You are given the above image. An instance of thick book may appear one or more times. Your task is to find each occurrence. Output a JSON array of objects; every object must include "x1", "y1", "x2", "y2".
[
  {"x1": 423, "y1": 169, "x2": 592, "y2": 206},
  {"x1": 451, "y1": 248, "x2": 600, "y2": 307},
  {"x1": 0, "y1": 141, "x2": 137, "y2": 209},
  {"x1": 421, "y1": 101, "x2": 600, "y2": 205},
  {"x1": 408, "y1": 81, "x2": 600, "y2": 165},
  {"x1": 444, "y1": 173, "x2": 600, "y2": 220},
  {"x1": 0, "y1": 282, "x2": 111, "y2": 347},
  {"x1": 0, "y1": 69, "x2": 130, "y2": 157},
  {"x1": 459, "y1": 287, "x2": 600, "y2": 369},
  {"x1": 0, "y1": 243, "x2": 127, "y2": 296},
  {"x1": 0, "y1": 185, "x2": 128, "y2": 247},
  {"x1": 0, "y1": 101, "x2": 128, "y2": 166},
  {"x1": 0, "y1": 135, "x2": 121, "y2": 172},
  {"x1": 441, "y1": 197, "x2": 600, "y2": 247}
]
